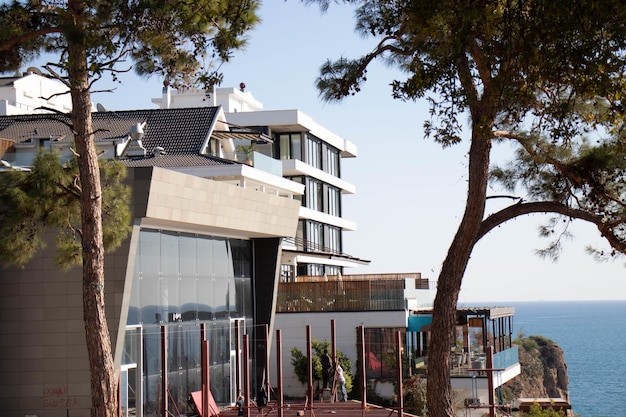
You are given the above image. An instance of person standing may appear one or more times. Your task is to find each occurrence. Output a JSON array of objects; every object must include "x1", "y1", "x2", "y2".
[
  {"x1": 336, "y1": 364, "x2": 347, "y2": 401},
  {"x1": 236, "y1": 395, "x2": 244, "y2": 416},
  {"x1": 321, "y1": 349, "x2": 332, "y2": 388}
]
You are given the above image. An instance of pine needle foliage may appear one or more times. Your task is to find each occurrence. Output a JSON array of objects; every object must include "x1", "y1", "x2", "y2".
[{"x1": 0, "y1": 150, "x2": 131, "y2": 269}]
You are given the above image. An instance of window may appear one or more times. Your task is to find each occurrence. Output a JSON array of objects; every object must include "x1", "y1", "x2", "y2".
[
  {"x1": 324, "y1": 225, "x2": 341, "y2": 254},
  {"x1": 305, "y1": 134, "x2": 322, "y2": 169},
  {"x1": 325, "y1": 145, "x2": 340, "y2": 177},
  {"x1": 306, "y1": 221, "x2": 323, "y2": 252},
  {"x1": 305, "y1": 178, "x2": 324, "y2": 211},
  {"x1": 277, "y1": 133, "x2": 302, "y2": 160},
  {"x1": 326, "y1": 185, "x2": 341, "y2": 217},
  {"x1": 128, "y1": 230, "x2": 254, "y2": 413},
  {"x1": 364, "y1": 328, "x2": 406, "y2": 379}
]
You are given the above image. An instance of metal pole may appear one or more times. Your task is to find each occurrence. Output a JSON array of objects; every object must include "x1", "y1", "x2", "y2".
[
  {"x1": 306, "y1": 325, "x2": 313, "y2": 410},
  {"x1": 160, "y1": 326, "x2": 168, "y2": 417},
  {"x1": 244, "y1": 334, "x2": 250, "y2": 417},
  {"x1": 235, "y1": 320, "x2": 242, "y2": 398},
  {"x1": 395, "y1": 331, "x2": 403, "y2": 417},
  {"x1": 486, "y1": 346, "x2": 495, "y2": 417},
  {"x1": 276, "y1": 329, "x2": 284, "y2": 417},
  {"x1": 331, "y1": 319, "x2": 337, "y2": 402},
  {"x1": 265, "y1": 324, "x2": 270, "y2": 401},
  {"x1": 331, "y1": 319, "x2": 337, "y2": 364},
  {"x1": 202, "y1": 339, "x2": 210, "y2": 417},
  {"x1": 359, "y1": 326, "x2": 366, "y2": 416}
]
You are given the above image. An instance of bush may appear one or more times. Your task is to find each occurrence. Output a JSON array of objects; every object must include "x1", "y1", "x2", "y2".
[{"x1": 290, "y1": 339, "x2": 353, "y2": 398}]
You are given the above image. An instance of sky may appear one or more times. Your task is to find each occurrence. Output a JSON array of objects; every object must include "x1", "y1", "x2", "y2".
[{"x1": 29, "y1": 1, "x2": 626, "y2": 302}]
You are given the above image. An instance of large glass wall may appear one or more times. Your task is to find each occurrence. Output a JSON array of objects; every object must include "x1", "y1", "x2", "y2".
[{"x1": 125, "y1": 229, "x2": 253, "y2": 416}]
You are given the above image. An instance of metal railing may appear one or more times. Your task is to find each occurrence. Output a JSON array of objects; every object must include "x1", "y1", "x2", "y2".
[{"x1": 276, "y1": 279, "x2": 406, "y2": 312}]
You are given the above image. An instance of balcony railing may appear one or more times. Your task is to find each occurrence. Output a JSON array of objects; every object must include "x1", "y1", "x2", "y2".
[
  {"x1": 444, "y1": 346, "x2": 519, "y2": 378},
  {"x1": 276, "y1": 280, "x2": 406, "y2": 313}
]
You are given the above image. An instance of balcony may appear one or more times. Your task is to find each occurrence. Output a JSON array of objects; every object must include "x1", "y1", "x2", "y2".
[
  {"x1": 276, "y1": 275, "x2": 433, "y2": 313},
  {"x1": 407, "y1": 306, "x2": 518, "y2": 381},
  {"x1": 447, "y1": 346, "x2": 519, "y2": 377},
  {"x1": 276, "y1": 279, "x2": 405, "y2": 313}
]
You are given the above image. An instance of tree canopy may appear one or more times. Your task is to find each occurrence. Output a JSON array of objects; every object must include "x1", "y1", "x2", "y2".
[
  {"x1": 0, "y1": 150, "x2": 131, "y2": 268},
  {"x1": 0, "y1": 0, "x2": 260, "y2": 88},
  {"x1": 0, "y1": 1, "x2": 259, "y2": 416},
  {"x1": 305, "y1": 1, "x2": 626, "y2": 416}
]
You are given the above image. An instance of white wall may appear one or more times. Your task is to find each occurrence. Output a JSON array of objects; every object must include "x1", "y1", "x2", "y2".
[{"x1": 270, "y1": 311, "x2": 406, "y2": 398}]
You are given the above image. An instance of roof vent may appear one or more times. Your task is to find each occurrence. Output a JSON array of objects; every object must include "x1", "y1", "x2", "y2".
[
  {"x1": 125, "y1": 123, "x2": 147, "y2": 157},
  {"x1": 152, "y1": 146, "x2": 166, "y2": 157}
]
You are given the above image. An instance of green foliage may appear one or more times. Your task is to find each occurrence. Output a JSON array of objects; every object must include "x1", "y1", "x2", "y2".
[
  {"x1": 403, "y1": 375, "x2": 428, "y2": 416},
  {"x1": 524, "y1": 402, "x2": 567, "y2": 417},
  {"x1": 0, "y1": 150, "x2": 131, "y2": 269},
  {"x1": 0, "y1": 0, "x2": 260, "y2": 90},
  {"x1": 236, "y1": 143, "x2": 256, "y2": 157},
  {"x1": 306, "y1": 2, "x2": 626, "y2": 416},
  {"x1": 290, "y1": 338, "x2": 353, "y2": 397}
]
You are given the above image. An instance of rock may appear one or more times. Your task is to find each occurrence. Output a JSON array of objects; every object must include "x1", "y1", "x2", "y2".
[{"x1": 505, "y1": 335, "x2": 569, "y2": 401}]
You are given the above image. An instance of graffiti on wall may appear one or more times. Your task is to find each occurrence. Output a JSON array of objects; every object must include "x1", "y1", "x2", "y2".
[{"x1": 43, "y1": 385, "x2": 80, "y2": 408}]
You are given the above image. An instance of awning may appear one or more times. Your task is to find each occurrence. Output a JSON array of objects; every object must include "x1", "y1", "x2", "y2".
[{"x1": 408, "y1": 316, "x2": 432, "y2": 332}]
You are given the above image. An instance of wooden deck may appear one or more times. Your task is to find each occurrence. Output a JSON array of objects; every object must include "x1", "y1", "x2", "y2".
[{"x1": 218, "y1": 400, "x2": 416, "y2": 417}]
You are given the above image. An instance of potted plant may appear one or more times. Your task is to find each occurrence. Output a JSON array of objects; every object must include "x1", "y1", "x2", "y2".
[{"x1": 235, "y1": 143, "x2": 255, "y2": 165}]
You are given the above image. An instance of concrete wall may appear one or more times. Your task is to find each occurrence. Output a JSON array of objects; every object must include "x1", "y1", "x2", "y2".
[{"x1": 270, "y1": 311, "x2": 406, "y2": 398}]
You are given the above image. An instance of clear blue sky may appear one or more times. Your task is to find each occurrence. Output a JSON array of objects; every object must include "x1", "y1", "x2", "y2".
[{"x1": 35, "y1": 1, "x2": 626, "y2": 302}]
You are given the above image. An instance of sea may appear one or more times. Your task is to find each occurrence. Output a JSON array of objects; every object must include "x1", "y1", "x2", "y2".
[{"x1": 507, "y1": 300, "x2": 626, "y2": 417}]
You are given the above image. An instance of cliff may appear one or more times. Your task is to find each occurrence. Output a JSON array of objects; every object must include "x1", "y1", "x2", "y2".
[{"x1": 505, "y1": 335, "x2": 569, "y2": 400}]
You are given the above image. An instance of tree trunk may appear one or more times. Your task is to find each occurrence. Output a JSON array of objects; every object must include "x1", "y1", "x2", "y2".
[
  {"x1": 427, "y1": 122, "x2": 492, "y2": 417},
  {"x1": 67, "y1": 1, "x2": 118, "y2": 416}
]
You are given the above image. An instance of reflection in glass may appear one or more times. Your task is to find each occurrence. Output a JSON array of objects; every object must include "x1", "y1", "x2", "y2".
[{"x1": 126, "y1": 229, "x2": 253, "y2": 416}]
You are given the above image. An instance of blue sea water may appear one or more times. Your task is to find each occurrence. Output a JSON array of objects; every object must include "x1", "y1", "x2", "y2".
[{"x1": 510, "y1": 300, "x2": 626, "y2": 417}]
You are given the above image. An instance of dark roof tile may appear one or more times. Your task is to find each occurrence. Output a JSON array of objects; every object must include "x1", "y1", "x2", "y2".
[
  {"x1": 0, "y1": 107, "x2": 219, "y2": 156},
  {"x1": 120, "y1": 154, "x2": 234, "y2": 168}
]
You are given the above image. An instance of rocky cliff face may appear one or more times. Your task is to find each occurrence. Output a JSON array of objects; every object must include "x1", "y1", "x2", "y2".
[{"x1": 505, "y1": 335, "x2": 569, "y2": 400}]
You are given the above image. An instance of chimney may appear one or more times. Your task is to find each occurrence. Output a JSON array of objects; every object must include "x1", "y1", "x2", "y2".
[{"x1": 125, "y1": 123, "x2": 147, "y2": 157}]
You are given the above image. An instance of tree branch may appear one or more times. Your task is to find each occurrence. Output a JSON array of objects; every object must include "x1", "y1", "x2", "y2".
[
  {"x1": 477, "y1": 200, "x2": 626, "y2": 254},
  {"x1": 0, "y1": 27, "x2": 60, "y2": 52}
]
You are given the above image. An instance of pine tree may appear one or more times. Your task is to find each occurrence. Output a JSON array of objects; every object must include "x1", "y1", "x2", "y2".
[
  {"x1": 304, "y1": 1, "x2": 626, "y2": 416},
  {"x1": 0, "y1": 1, "x2": 259, "y2": 416}
]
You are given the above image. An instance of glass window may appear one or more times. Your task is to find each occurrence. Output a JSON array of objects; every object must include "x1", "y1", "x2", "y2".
[
  {"x1": 324, "y1": 225, "x2": 341, "y2": 254},
  {"x1": 326, "y1": 185, "x2": 341, "y2": 216},
  {"x1": 364, "y1": 328, "x2": 406, "y2": 379},
  {"x1": 160, "y1": 231, "x2": 179, "y2": 276},
  {"x1": 129, "y1": 229, "x2": 255, "y2": 414},
  {"x1": 179, "y1": 234, "x2": 197, "y2": 277},
  {"x1": 305, "y1": 134, "x2": 322, "y2": 169},
  {"x1": 277, "y1": 133, "x2": 302, "y2": 161},
  {"x1": 306, "y1": 220, "x2": 323, "y2": 252},
  {"x1": 305, "y1": 178, "x2": 323, "y2": 211},
  {"x1": 325, "y1": 146, "x2": 340, "y2": 177}
]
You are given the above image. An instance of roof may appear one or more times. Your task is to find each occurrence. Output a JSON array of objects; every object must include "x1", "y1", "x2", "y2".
[
  {"x1": 121, "y1": 154, "x2": 234, "y2": 168},
  {"x1": 456, "y1": 306, "x2": 515, "y2": 319},
  {"x1": 0, "y1": 107, "x2": 220, "y2": 155},
  {"x1": 0, "y1": 76, "x2": 19, "y2": 88}
]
